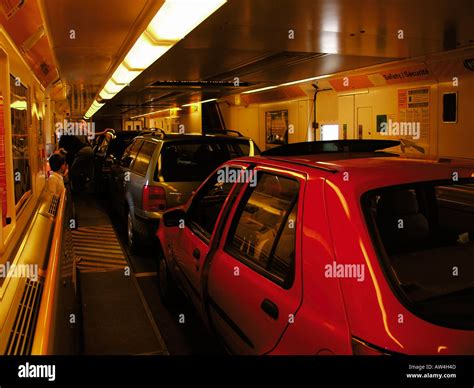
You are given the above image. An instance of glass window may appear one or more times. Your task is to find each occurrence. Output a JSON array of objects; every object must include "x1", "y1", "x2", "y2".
[
  {"x1": 187, "y1": 168, "x2": 240, "y2": 241},
  {"x1": 121, "y1": 143, "x2": 132, "y2": 160},
  {"x1": 97, "y1": 134, "x2": 111, "y2": 154},
  {"x1": 442, "y1": 92, "x2": 457, "y2": 123},
  {"x1": 132, "y1": 141, "x2": 156, "y2": 176},
  {"x1": 232, "y1": 143, "x2": 250, "y2": 158},
  {"x1": 10, "y1": 75, "x2": 31, "y2": 205},
  {"x1": 121, "y1": 139, "x2": 142, "y2": 169},
  {"x1": 269, "y1": 204, "x2": 298, "y2": 280},
  {"x1": 226, "y1": 173, "x2": 299, "y2": 286},
  {"x1": 159, "y1": 140, "x2": 253, "y2": 182},
  {"x1": 363, "y1": 180, "x2": 474, "y2": 329}
]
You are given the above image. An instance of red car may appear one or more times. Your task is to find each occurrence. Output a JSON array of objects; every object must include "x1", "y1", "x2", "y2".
[{"x1": 156, "y1": 140, "x2": 474, "y2": 355}]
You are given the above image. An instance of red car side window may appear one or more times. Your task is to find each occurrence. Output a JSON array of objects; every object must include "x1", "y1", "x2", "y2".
[
  {"x1": 225, "y1": 172, "x2": 299, "y2": 287},
  {"x1": 187, "y1": 168, "x2": 241, "y2": 242}
]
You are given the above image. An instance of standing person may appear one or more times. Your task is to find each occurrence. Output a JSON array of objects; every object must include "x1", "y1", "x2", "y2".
[
  {"x1": 55, "y1": 148, "x2": 69, "y2": 186},
  {"x1": 47, "y1": 153, "x2": 66, "y2": 195},
  {"x1": 59, "y1": 135, "x2": 94, "y2": 193}
]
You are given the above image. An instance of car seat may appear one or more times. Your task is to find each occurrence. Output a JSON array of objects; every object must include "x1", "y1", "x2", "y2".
[{"x1": 376, "y1": 190, "x2": 430, "y2": 254}]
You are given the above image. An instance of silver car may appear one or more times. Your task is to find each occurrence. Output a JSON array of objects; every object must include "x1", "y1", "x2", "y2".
[{"x1": 109, "y1": 130, "x2": 260, "y2": 251}]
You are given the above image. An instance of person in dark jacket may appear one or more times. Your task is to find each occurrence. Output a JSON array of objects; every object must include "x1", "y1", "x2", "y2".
[{"x1": 58, "y1": 135, "x2": 93, "y2": 193}]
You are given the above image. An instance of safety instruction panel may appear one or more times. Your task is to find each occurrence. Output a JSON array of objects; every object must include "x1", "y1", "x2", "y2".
[{"x1": 397, "y1": 87, "x2": 430, "y2": 143}]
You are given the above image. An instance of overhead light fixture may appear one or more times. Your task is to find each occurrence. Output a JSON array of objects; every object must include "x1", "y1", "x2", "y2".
[
  {"x1": 84, "y1": 101, "x2": 105, "y2": 119},
  {"x1": 280, "y1": 75, "x2": 330, "y2": 87},
  {"x1": 99, "y1": 79, "x2": 128, "y2": 100},
  {"x1": 99, "y1": 89, "x2": 118, "y2": 100},
  {"x1": 181, "y1": 98, "x2": 217, "y2": 107},
  {"x1": 148, "y1": 0, "x2": 227, "y2": 41},
  {"x1": 111, "y1": 63, "x2": 141, "y2": 86},
  {"x1": 242, "y1": 75, "x2": 331, "y2": 94},
  {"x1": 124, "y1": 33, "x2": 173, "y2": 70},
  {"x1": 242, "y1": 85, "x2": 278, "y2": 95},
  {"x1": 92, "y1": 0, "x2": 227, "y2": 112},
  {"x1": 131, "y1": 107, "x2": 182, "y2": 120},
  {"x1": 338, "y1": 89, "x2": 369, "y2": 97}
]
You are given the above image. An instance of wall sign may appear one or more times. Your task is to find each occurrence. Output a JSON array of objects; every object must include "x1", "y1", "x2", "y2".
[
  {"x1": 380, "y1": 66, "x2": 431, "y2": 85},
  {"x1": 398, "y1": 87, "x2": 430, "y2": 145},
  {"x1": 265, "y1": 110, "x2": 288, "y2": 146}
]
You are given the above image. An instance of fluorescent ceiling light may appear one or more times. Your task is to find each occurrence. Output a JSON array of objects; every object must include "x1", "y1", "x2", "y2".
[
  {"x1": 242, "y1": 85, "x2": 278, "y2": 95},
  {"x1": 103, "y1": 79, "x2": 127, "y2": 94},
  {"x1": 131, "y1": 107, "x2": 182, "y2": 120},
  {"x1": 242, "y1": 74, "x2": 332, "y2": 95},
  {"x1": 148, "y1": 0, "x2": 227, "y2": 41},
  {"x1": 85, "y1": 101, "x2": 105, "y2": 118},
  {"x1": 99, "y1": 89, "x2": 118, "y2": 100},
  {"x1": 99, "y1": 80, "x2": 128, "y2": 100},
  {"x1": 111, "y1": 64, "x2": 141, "y2": 86},
  {"x1": 181, "y1": 98, "x2": 217, "y2": 107},
  {"x1": 124, "y1": 34, "x2": 172, "y2": 70},
  {"x1": 338, "y1": 89, "x2": 369, "y2": 97},
  {"x1": 94, "y1": 0, "x2": 227, "y2": 113},
  {"x1": 280, "y1": 74, "x2": 330, "y2": 86}
]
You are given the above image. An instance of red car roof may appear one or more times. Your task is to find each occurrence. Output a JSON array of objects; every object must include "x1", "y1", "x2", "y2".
[{"x1": 233, "y1": 154, "x2": 474, "y2": 191}]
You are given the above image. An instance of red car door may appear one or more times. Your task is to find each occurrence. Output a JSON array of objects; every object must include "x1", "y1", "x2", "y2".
[
  {"x1": 170, "y1": 166, "x2": 244, "y2": 312},
  {"x1": 205, "y1": 167, "x2": 305, "y2": 354}
]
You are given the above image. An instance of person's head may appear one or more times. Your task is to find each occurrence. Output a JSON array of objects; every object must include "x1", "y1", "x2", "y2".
[{"x1": 49, "y1": 153, "x2": 65, "y2": 173}]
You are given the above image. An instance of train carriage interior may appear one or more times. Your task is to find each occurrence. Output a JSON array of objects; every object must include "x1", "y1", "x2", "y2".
[{"x1": 0, "y1": 0, "x2": 473, "y2": 375}]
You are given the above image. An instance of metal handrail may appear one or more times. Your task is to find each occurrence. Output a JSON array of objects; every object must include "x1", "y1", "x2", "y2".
[{"x1": 31, "y1": 188, "x2": 67, "y2": 355}]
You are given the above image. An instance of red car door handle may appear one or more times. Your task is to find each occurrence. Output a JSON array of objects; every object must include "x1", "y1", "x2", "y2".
[
  {"x1": 261, "y1": 299, "x2": 279, "y2": 320},
  {"x1": 193, "y1": 248, "x2": 200, "y2": 260}
]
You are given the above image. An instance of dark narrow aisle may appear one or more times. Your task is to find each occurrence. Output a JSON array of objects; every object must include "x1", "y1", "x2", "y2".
[{"x1": 72, "y1": 193, "x2": 167, "y2": 355}]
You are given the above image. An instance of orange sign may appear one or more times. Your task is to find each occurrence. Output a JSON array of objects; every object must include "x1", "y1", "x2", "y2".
[{"x1": 379, "y1": 66, "x2": 431, "y2": 85}]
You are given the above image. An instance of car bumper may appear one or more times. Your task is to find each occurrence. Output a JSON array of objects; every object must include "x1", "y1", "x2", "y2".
[{"x1": 134, "y1": 210, "x2": 162, "y2": 239}]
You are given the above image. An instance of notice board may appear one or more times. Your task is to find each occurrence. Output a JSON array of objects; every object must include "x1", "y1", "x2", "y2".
[{"x1": 397, "y1": 87, "x2": 430, "y2": 143}]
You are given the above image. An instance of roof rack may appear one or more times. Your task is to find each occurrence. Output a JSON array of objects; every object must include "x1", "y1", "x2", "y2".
[
  {"x1": 205, "y1": 129, "x2": 244, "y2": 137},
  {"x1": 140, "y1": 128, "x2": 167, "y2": 138},
  {"x1": 261, "y1": 140, "x2": 401, "y2": 157}
]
